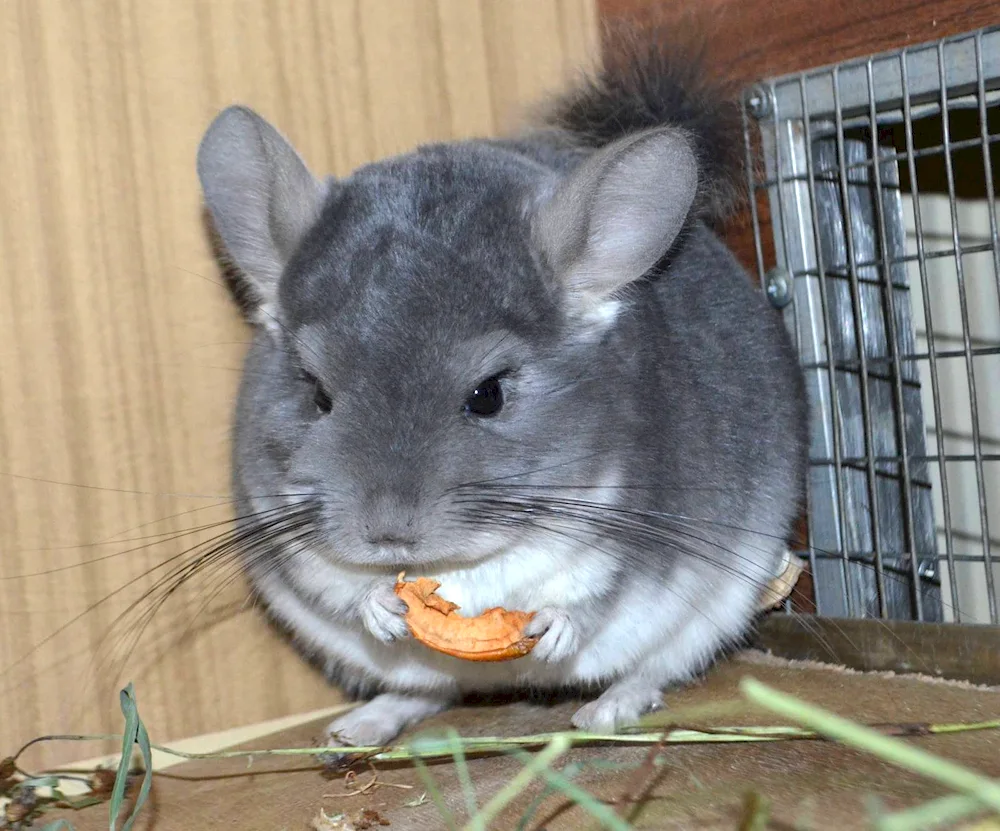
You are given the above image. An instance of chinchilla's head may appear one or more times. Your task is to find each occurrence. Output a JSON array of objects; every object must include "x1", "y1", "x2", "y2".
[{"x1": 197, "y1": 106, "x2": 697, "y2": 569}]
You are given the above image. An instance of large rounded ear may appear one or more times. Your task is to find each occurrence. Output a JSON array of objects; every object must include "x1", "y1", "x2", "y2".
[
  {"x1": 197, "y1": 106, "x2": 325, "y2": 330},
  {"x1": 534, "y1": 128, "x2": 697, "y2": 331}
]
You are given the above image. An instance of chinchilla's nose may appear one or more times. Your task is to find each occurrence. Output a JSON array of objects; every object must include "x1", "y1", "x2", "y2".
[{"x1": 361, "y1": 483, "x2": 421, "y2": 549}]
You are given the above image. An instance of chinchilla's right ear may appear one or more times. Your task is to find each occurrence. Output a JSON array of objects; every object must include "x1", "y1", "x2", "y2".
[
  {"x1": 197, "y1": 105, "x2": 326, "y2": 330},
  {"x1": 534, "y1": 127, "x2": 697, "y2": 335}
]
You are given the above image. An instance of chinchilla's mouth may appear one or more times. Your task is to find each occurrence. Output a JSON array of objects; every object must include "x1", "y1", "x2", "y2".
[{"x1": 317, "y1": 538, "x2": 501, "y2": 573}]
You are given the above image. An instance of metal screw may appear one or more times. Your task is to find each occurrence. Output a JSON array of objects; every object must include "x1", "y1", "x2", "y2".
[
  {"x1": 765, "y1": 269, "x2": 793, "y2": 309},
  {"x1": 744, "y1": 84, "x2": 773, "y2": 120}
]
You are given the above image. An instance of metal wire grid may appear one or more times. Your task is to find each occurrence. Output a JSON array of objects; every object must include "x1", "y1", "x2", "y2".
[{"x1": 743, "y1": 27, "x2": 1000, "y2": 624}]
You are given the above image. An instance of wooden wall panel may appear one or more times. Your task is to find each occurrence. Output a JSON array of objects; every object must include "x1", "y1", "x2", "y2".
[{"x1": 0, "y1": 0, "x2": 597, "y2": 767}]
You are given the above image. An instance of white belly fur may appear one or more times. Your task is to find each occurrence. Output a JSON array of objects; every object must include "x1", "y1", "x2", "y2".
[{"x1": 256, "y1": 532, "x2": 774, "y2": 695}]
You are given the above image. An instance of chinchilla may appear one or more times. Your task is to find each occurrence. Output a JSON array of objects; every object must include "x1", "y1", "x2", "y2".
[{"x1": 195, "y1": 24, "x2": 808, "y2": 748}]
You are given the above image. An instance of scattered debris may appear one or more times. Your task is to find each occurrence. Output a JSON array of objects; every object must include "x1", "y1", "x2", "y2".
[
  {"x1": 739, "y1": 790, "x2": 771, "y2": 831},
  {"x1": 3, "y1": 786, "x2": 39, "y2": 829},
  {"x1": 310, "y1": 808, "x2": 391, "y2": 831},
  {"x1": 310, "y1": 808, "x2": 351, "y2": 831},
  {"x1": 0, "y1": 759, "x2": 15, "y2": 785},
  {"x1": 87, "y1": 768, "x2": 117, "y2": 798},
  {"x1": 326, "y1": 764, "x2": 414, "y2": 799},
  {"x1": 340, "y1": 766, "x2": 380, "y2": 797},
  {"x1": 403, "y1": 792, "x2": 429, "y2": 808},
  {"x1": 355, "y1": 808, "x2": 390, "y2": 829}
]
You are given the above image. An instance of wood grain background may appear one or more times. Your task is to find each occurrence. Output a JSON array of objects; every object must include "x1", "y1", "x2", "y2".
[{"x1": 0, "y1": 0, "x2": 597, "y2": 767}]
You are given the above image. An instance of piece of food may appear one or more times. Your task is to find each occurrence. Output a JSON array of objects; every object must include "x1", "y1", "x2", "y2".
[
  {"x1": 757, "y1": 550, "x2": 804, "y2": 611},
  {"x1": 394, "y1": 573, "x2": 537, "y2": 662}
]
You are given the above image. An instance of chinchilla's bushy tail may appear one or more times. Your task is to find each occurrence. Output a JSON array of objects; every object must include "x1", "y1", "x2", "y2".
[{"x1": 538, "y1": 22, "x2": 746, "y2": 223}]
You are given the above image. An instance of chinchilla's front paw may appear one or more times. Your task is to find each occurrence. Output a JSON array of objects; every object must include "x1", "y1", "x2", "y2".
[
  {"x1": 360, "y1": 581, "x2": 409, "y2": 643},
  {"x1": 525, "y1": 606, "x2": 580, "y2": 663}
]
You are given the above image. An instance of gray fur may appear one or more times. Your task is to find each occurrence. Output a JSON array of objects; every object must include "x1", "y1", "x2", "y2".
[{"x1": 197, "y1": 29, "x2": 808, "y2": 745}]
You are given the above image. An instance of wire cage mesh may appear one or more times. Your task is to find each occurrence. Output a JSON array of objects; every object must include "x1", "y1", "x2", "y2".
[{"x1": 743, "y1": 27, "x2": 1000, "y2": 625}]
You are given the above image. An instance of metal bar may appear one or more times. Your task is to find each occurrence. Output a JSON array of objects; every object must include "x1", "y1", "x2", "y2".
[
  {"x1": 767, "y1": 28, "x2": 1000, "y2": 123},
  {"x1": 936, "y1": 41, "x2": 998, "y2": 624},
  {"x1": 781, "y1": 243, "x2": 1000, "y2": 278},
  {"x1": 809, "y1": 134, "x2": 1000, "y2": 176},
  {"x1": 770, "y1": 91, "x2": 802, "y2": 361},
  {"x1": 740, "y1": 100, "x2": 767, "y2": 285},
  {"x1": 976, "y1": 32, "x2": 1000, "y2": 306},
  {"x1": 742, "y1": 92, "x2": 821, "y2": 611},
  {"x1": 866, "y1": 57, "x2": 930, "y2": 621},
  {"x1": 831, "y1": 64, "x2": 890, "y2": 617},
  {"x1": 759, "y1": 134, "x2": 1000, "y2": 181},
  {"x1": 798, "y1": 77, "x2": 855, "y2": 617},
  {"x1": 767, "y1": 119, "x2": 861, "y2": 616},
  {"x1": 809, "y1": 135, "x2": 900, "y2": 616},
  {"x1": 811, "y1": 453, "x2": 1000, "y2": 465},
  {"x1": 766, "y1": 85, "x2": 819, "y2": 611},
  {"x1": 977, "y1": 30, "x2": 1000, "y2": 344},
  {"x1": 974, "y1": 30, "x2": 1000, "y2": 623},
  {"x1": 899, "y1": 47, "x2": 962, "y2": 621},
  {"x1": 805, "y1": 551, "x2": 1000, "y2": 564},
  {"x1": 800, "y1": 345, "x2": 1000, "y2": 371}
]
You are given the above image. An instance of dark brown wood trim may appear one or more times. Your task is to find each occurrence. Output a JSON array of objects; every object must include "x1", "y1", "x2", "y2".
[
  {"x1": 756, "y1": 616, "x2": 1000, "y2": 686},
  {"x1": 597, "y1": 0, "x2": 1000, "y2": 83}
]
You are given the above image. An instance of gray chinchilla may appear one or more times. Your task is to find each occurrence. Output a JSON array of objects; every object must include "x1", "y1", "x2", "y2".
[{"x1": 196, "y1": 25, "x2": 808, "y2": 748}]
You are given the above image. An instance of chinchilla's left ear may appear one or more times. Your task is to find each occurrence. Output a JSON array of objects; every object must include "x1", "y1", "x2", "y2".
[{"x1": 534, "y1": 127, "x2": 697, "y2": 328}]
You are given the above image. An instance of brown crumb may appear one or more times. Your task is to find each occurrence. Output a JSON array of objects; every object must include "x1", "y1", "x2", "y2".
[
  {"x1": 356, "y1": 808, "x2": 391, "y2": 828},
  {"x1": 88, "y1": 767, "x2": 118, "y2": 797},
  {"x1": 0, "y1": 757, "x2": 16, "y2": 781},
  {"x1": 4, "y1": 786, "x2": 38, "y2": 824},
  {"x1": 310, "y1": 808, "x2": 353, "y2": 831}
]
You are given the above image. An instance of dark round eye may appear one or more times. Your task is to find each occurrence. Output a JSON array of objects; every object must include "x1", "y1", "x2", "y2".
[
  {"x1": 300, "y1": 370, "x2": 332, "y2": 415},
  {"x1": 465, "y1": 375, "x2": 504, "y2": 418},
  {"x1": 313, "y1": 380, "x2": 333, "y2": 415}
]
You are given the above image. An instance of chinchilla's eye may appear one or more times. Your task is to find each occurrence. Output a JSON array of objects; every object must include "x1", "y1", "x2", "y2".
[
  {"x1": 313, "y1": 381, "x2": 333, "y2": 415},
  {"x1": 465, "y1": 375, "x2": 504, "y2": 418},
  {"x1": 299, "y1": 370, "x2": 332, "y2": 415}
]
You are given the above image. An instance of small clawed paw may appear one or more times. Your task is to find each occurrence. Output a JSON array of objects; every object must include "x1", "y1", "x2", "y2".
[
  {"x1": 319, "y1": 711, "x2": 396, "y2": 769},
  {"x1": 571, "y1": 686, "x2": 664, "y2": 732},
  {"x1": 525, "y1": 606, "x2": 579, "y2": 663},
  {"x1": 361, "y1": 583, "x2": 409, "y2": 643}
]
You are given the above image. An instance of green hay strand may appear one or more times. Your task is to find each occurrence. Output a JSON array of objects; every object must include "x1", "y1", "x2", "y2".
[
  {"x1": 462, "y1": 735, "x2": 571, "y2": 831},
  {"x1": 741, "y1": 678, "x2": 1000, "y2": 820},
  {"x1": 446, "y1": 728, "x2": 478, "y2": 819},
  {"x1": 508, "y1": 749, "x2": 633, "y2": 831},
  {"x1": 109, "y1": 684, "x2": 152, "y2": 831},
  {"x1": 876, "y1": 793, "x2": 991, "y2": 831},
  {"x1": 30, "y1": 718, "x2": 1000, "y2": 770},
  {"x1": 406, "y1": 749, "x2": 457, "y2": 831}
]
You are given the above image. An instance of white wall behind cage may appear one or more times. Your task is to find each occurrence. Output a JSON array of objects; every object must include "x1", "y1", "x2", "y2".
[{"x1": 903, "y1": 193, "x2": 1000, "y2": 624}]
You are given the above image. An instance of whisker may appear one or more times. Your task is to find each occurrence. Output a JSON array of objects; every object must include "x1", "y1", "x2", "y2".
[
  {"x1": 446, "y1": 452, "x2": 608, "y2": 490},
  {"x1": 4, "y1": 494, "x2": 317, "y2": 567},
  {"x1": 0, "y1": 502, "x2": 312, "y2": 682},
  {"x1": 456, "y1": 503, "x2": 836, "y2": 663},
  {"x1": 449, "y1": 490, "x2": 935, "y2": 668},
  {"x1": 0, "y1": 471, "x2": 230, "y2": 500},
  {"x1": 87, "y1": 508, "x2": 319, "y2": 699}
]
